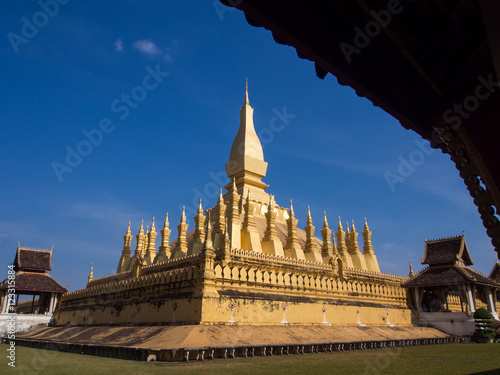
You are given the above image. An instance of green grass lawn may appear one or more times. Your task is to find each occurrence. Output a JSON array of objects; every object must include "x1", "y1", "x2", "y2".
[{"x1": 1, "y1": 343, "x2": 499, "y2": 375}]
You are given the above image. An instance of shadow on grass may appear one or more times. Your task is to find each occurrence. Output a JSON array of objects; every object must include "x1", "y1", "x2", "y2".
[{"x1": 470, "y1": 370, "x2": 500, "y2": 375}]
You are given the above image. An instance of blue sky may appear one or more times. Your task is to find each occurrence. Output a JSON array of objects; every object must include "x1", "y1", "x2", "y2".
[{"x1": 1, "y1": 1, "x2": 496, "y2": 292}]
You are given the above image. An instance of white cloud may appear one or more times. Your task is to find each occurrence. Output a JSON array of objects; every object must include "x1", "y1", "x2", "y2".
[
  {"x1": 114, "y1": 38, "x2": 123, "y2": 52},
  {"x1": 163, "y1": 47, "x2": 173, "y2": 63},
  {"x1": 132, "y1": 39, "x2": 162, "y2": 57}
]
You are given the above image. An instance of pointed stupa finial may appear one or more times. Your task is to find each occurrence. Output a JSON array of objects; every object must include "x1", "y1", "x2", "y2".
[
  {"x1": 181, "y1": 206, "x2": 186, "y2": 223},
  {"x1": 409, "y1": 259, "x2": 414, "y2": 277},
  {"x1": 139, "y1": 220, "x2": 144, "y2": 233},
  {"x1": 245, "y1": 78, "x2": 249, "y2": 105},
  {"x1": 289, "y1": 199, "x2": 294, "y2": 215},
  {"x1": 126, "y1": 221, "x2": 131, "y2": 235},
  {"x1": 146, "y1": 225, "x2": 149, "y2": 234},
  {"x1": 218, "y1": 189, "x2": 223, "y2": 203},
  {"x1": 346, "y1": 222, "x2": 350, "y2": 233},
  {"x1": 268, "y1": 194, "x2": 274, "y2": 208},
  {"x1": 364, "y1": 217, "x2": 369, "y2": 231},
  {"x1": 307, "y1": 206, "x2": 313, "y2": 225},
  {"x1": 232, "y1": 177, "x2": 236, "y2": 190},
  {"x1": 338, "y1": 216, "x2": 343, "y2": 231},
  {"x1": 88, "y1": 262, "x2": 93, "y2": 283},
  {"x1": 151, "y1": 217, "x2": 155, "y2": 232},
  {"x1": 163, "y1": 213, "x2": 169, "y2": 228},
  {"x1": 351, "y1": 220, "x2": 356, "y2": 232},
  {"x1": 198, "y1": 199, "x2": 203, "y2": 214},
  {"x1": 323, "y1": 212, "x2": 329, "y2": 228}
]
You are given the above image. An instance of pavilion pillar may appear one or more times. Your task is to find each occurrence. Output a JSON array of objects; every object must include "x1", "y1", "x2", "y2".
[
  {"x1": 48, "y1": 292, "x2": 56, "y2": 314},
  {"x1": 466, "y1": 284, "x2": 476, "y2": 315},
  {"x1": 1, "y1": 290, "x2": 8, "y2": 314},
  {"x1": 412, "y1": 288, "x2": 422, "y2": 312},
  {"x1": 485, "y1": 287, "x2": 498, "y2": 319}
]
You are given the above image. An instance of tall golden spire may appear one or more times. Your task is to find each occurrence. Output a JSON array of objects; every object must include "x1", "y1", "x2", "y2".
[
  {"x1": 409, "y1": 259, "x2": 414, "y2": 277},
  {"x1": 225, "y1": 81, "x2": 269, "y2": 202}
]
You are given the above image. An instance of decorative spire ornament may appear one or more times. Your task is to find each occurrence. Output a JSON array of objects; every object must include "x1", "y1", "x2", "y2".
[
  {"x1": 362, "y1": 218, "x2": 381, "y2": 272},
  {"x1": 284, "y1": 200, "x2": 305, "y2": 260},
  {"x1": 189, "y1": 199, "x2": 206, "y2": 255},
  {"x1": 87, "y1": 263, "x2": 93, "y2": 285},
  {"x1": 321, "y1": 212, "x2": 334, "y2": 262},
  {"x1": 145, "y1": 218, "x2": 157, "y2": 265},
  {"x1": 154, "y1": 213, "x2": 171, "y2": 263},
  {"x1": 227, "y1": 178, "x2": 241, "y2": 249},
  {"x1": 304, "y1": 206, "x2": 323, "y2": 263},
  {"x1": 171, "y1": 207, "x2": 189, "y2": 259},
  {"x1": 116, "y1": 221, "x2": 133, "y2": 273},
  {"x1": 336, "y1": 216, "x2": 354, "y2": 268},
  {"x1": 240, "y1": 191, "x2": 262, "y2": 252},
  {"x1": 262, "y1": 195, "x2": 284, "y2": 256}
]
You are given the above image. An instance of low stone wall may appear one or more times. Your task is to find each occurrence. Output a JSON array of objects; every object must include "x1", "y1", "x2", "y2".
[
  {"x1": 0, "y1": 314, "x2": 52, "y2": 338},
  {"x1": 417, "y1": 312, "x2": 475, "y2": 336},
  {"x1": 9, "y1": 335, "x2": 455, "y2": 362}
]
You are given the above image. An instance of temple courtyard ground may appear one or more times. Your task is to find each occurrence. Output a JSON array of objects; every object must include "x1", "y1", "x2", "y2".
[{"x1": 1, "y1": 343, "x2": 499, "y2": 374}]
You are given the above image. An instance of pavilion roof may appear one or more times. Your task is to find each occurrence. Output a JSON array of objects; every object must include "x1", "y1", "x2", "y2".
[
  {"x1": 421, "y1": 235, "x2": 473, "y2": 266},
  {"x1": 403, "y1": 265, "x2": 500, "y2": 288},
  {"x1": 0, "y1": 271, "x2": 67, "y2": 294},
  {"x1": 14, "y1": 247, "x2": 52, "y2": 272}
]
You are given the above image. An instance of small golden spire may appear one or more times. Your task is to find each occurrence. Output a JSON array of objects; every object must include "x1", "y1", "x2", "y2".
[
  {"x1": 351, "y1": 220, "x2": 356, "y2": 233},
  {"x1": 364, "y1": 217, "x2": 369, "y2": 231},
  {"x1": 198, "y1": 199, "x2": 203, "y2": 214},
  {"x1": 323, "y1": 212, "x2": 329, "y2": 228},
  {"x1": 204, "y1": 211, "x2": 213, "y2": 249},
  {"x1": 139, "y1": 220, "x2": 144, "y2": 233},
  {"x1": 409, "y1": 259, "x2": 414, "y2": 277},
  {"x1": 151, "y1": 217, "x2": 155, "y2": 232},
  {"x1": 218, "y1": 189, "x2": 223, "y2": 203},
  {"x1": 163, "y1": 213, "x2": 169, "y2": 229},
  {"x1": 181, "y1": 206, "x2": 186, "y2": 223},
  {"x1": 338, "y1": 216, "x2": 343, "y2": 231},
  {"x1": 126, "y1": 221, "x2": 131, "y2": 235},
  {"x1": 88, "y1": 262, "x2": 94, "y2": 284},
  {"x1": 307, "y1": 206, "x2": 312, "y2": 225},
  {"x1": 146, "y1": 225, "x2": 149, "y2": 234},
  {"x1": 289, "y1": 199, "x2": 294, "y2": 215}
]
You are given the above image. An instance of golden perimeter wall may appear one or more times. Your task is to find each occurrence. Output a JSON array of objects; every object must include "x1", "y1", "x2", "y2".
[{"x1": 54, "y1": 249, "x2": 411, "y2": 327}]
